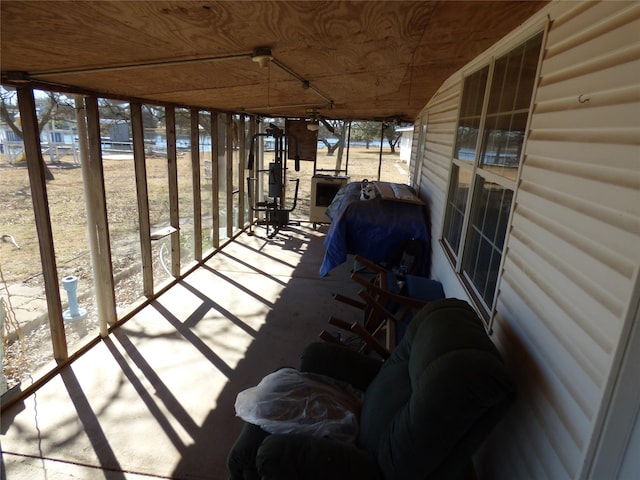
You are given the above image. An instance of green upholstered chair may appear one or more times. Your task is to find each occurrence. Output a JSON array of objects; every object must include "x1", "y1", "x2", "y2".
[{"x1": 227, "y1": 298, "x2": 515, "y2": 480}]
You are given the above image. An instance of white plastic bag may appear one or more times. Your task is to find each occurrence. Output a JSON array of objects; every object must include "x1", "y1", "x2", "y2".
[{"x1": 234, "y1": 368, "x2": 364, "y2": 443}]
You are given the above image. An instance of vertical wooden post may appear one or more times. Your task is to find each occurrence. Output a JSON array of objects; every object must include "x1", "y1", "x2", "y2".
[
  {"x1": 226, "y1": 114, "x2": 234, "y2": 237},
  {"x1": 75, "y1": 95, "x2": 107, "y2": 335},
  {"x1": 211, "y1": 111, "x2": 220, "y2": 249},
  {"x1": 190, "y1": 108, "x2": 202, "y2": 262},
  {"x1": 335, "y1": 121, "x2": 347, "y2": 175},
  {"x1": 248, "y1": 117, "x2": 258, "y2": 223},
  {"x1": 344, "y1": 120, "x2": 352, "y2": 176},
  {"x1": 0, "y1": 297, "x2": 6, "y2": 393},
  {"x1": 165, "y1": 106, "x2": 180, "y2": 277},
  {"x1": 17, "y1": 87, "x2": 67, "y2": 361},
  {"x1": 377, "y1": 122, "x2": 384, "y2": 181},
  {"x1": 237, "y1": 115, "x2": 246, "y2": 229},
  {"x1": 130, "y1": 103, "x2": 154, "y2": 296},
  {"x1": 84, "y1": 97, "x2": 117, "y2": 326}
]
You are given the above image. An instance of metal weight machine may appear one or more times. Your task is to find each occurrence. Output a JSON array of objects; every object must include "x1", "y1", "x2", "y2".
[{"x1": 247, "y1": 123, "x2": 300, "y2": 238}]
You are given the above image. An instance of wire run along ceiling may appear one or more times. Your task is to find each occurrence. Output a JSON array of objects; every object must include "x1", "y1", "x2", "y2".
[{"x1": 0, "y1": 0, "x2": 548, "y2": 121}]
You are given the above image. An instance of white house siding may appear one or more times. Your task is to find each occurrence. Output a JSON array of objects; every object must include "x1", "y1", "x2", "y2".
[
  {"x1": 415, "y1": 77, "x2": 460, "y2": 232},
  {"x1": 409, "y1": 118, "x2": 424, "y2": 189},
  {"x1": 414, "y1": 1, "x2": 640, "y2": 479},
  {"x1": 413, "y1": 77, "x2": 469, "y2": 294},
  {"x1": 420, "y1": 76, "x2": 462, "y2": 212}
]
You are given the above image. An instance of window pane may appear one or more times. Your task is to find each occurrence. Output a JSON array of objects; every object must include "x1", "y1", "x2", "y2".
[
  {"x1": 480, "y1": 113, "x2": 527, "y2": 180},
  {"x1": 460, "y1": 67, "x2": 489, "y2": 117},
  {"x1": 454, "y1": 66, "x2": 488, "y2": 162},
  {"x1": 487, "y1": 44, "x2": 524, "y2": 114},
  {"x1": 516, "y1": 33, "x2": 544, "y2": 110},
  {"x1": 442, "y1": 164, "x2": 471, "y2": 255},
  {"x1": 455, "y1": 116, "x2": 482, "y2": 162},
  {"x1": 480, "y1": 33, "x2": 542, "y2": 180},
  {"x1": 462, "y1": 178, "x2": 513, "y2": 308}
]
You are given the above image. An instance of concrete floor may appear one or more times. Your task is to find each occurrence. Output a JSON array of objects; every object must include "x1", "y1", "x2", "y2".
[{"x1": 1, "y1": 224, "x2": 361, "y2": 480}]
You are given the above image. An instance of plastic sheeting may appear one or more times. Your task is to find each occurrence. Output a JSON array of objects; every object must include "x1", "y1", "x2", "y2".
[{"x1": 235, "y1": 368, "x2": 364, "y2": 443}]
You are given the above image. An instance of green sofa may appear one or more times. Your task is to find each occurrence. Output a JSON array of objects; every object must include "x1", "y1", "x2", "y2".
[{"x1": 227, "y1": 298, "x2": 516, "y2": 480}]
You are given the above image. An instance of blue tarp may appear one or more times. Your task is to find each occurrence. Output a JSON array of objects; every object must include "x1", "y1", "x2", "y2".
[{"x1": 319, "y1": 182, "x2": 430, "y2": 277}]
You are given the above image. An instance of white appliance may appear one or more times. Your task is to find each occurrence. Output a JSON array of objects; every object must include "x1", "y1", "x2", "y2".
[{"x1": 310, "y1": 174, "x2": 349, "y2": 225}]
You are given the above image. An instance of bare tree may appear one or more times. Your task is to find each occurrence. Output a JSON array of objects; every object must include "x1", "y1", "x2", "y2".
[
  {"x1": 349, "y1": 121, "x2": 403, "y2": 153},
  {"x1": 0, "y1": 87, "x2": 69, "y2": 180},
  {"x1": 384, "y1": 123, "x2": 402, "y2": 153},
  {"x1": 351, "y1": 121, "x2": 380, "y2": 149},
  {"x1": 318, "y1": 119, "x2": 344, "y2": 156}
]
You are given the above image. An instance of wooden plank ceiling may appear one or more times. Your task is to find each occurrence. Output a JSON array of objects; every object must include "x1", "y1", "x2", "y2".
[{"x1": 1, "y1": 0, "x2": 548, "y2": 121}]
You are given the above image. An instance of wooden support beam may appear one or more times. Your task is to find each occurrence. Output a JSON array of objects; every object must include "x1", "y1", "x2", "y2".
[
  {"x1": 226, "y1": 114, "x2": 234, "y2": 238},
  {"x1": 75, "y1": 95, "x2": 107, "y2": 335},
  {"x1": 130, "y1": 102, "x2": 154, "y2": 296},
  {"x1": 165, "y1": 106, "x2": 180, "y2": 277},
  {"x1": 211, "y1": 111, "x2": 220, "y2": 249},
  {"x1": 237, "y1": 115, "x2": 246, "y2": 229},
  {"x1": 246, "y1": 117, "x2": 262, "y2": 225},
  {"x1": 377, "y1": 122, "x2": 384, "y2": 181},
  {"x1": 84, "y1": 97, "x2": 117, "y2": 326},
  {"x1": 190, "y1": 108, "x2": 203, "y2": 262},
  {"x1": 247, "y1": 117, "x2": 257, "y2": 224},
  {"x1": 17, "y1": 87, "x2": 67, "y2": 361}
]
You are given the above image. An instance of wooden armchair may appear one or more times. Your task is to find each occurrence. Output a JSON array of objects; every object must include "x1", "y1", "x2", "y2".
[{"x1": 321, "y1": 255, "x2": 444, "y2": 358}]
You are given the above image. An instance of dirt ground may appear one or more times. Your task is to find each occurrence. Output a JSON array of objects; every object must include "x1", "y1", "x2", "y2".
[{"x1": 0, "y1": 145, "x2": 409, "y2": 391}]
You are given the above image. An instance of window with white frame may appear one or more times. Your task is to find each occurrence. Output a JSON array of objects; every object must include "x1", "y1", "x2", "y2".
[{"x1": 442, "y1": 31, "x2": 543, "y2": 318}]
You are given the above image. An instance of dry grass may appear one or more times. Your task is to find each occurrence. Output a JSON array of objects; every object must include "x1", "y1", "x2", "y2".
[
  {"x1": 0, "y1": 146, "x2": 408, "y2": 286},
  {"x1": 0, "y1": 145, "x2": 408, "y2": 390}
]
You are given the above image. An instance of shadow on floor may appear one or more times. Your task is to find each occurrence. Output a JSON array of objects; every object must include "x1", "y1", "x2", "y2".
[{"x1": 1, "y1": 224, "x2": 361, "y2": 480}]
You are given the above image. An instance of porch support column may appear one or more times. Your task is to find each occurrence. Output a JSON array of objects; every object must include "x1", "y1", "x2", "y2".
[
  {"x1": 130, "y1": 102, "x2": 154, "y2": 296},
  {"x1": 211, "y1": 111, "x2": 220, "y2": 249},
  {"x1": 84, "y1": 96, "x2": 117, "y2": 327},
  {"x1": 237, "y1": 115, "x2": 246, "y2": 229},
  {"x1": 226, "y1": 114, "x2": 234, "y2": 238},
  {"x1": 165, "y1": 106, "x2": 180, "y2": 277},
  {"x1": 17, "y1": 86, "x2": 67, "y2": 360},
  {"x1": 190, "y1": 108, "x2": 203, "y2": 262}
]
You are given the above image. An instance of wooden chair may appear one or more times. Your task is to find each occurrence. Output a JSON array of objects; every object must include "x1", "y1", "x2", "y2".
[{"x1": 321, "y1": 255, "x2": 444, "y2": 358}]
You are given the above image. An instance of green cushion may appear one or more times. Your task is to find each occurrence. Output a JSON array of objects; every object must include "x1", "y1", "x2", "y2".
[
  {"x1": 357, "y1": 298, "x2": 515, "y2": 480},
  {"x1": 299, "y1": 341, "x2": 382, "y2": 392},
  {"x1": 256, "y1": 434, "x2": 381, "y2": 480}
]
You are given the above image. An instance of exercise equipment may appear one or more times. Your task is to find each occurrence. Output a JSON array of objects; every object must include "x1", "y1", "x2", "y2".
[{"x1": 247, "y1": 123, "x2": 300, "y2": 238}]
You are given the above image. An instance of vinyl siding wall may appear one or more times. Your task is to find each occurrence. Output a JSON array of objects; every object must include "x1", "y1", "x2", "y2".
[{"x1": 413, "y1": 1, "x2": 640, "y2": 478}]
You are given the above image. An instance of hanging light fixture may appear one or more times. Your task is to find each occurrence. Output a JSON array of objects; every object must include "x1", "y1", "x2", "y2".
[
  {"x1": 251, "y1": 47, "x2": 273, "y2": 68},
  {"x1": 307, "y1": 108, "x2": 320, "y2": 131},
  {"x1": 251, "y1": 46, "x2": 333, "y2": 106}
]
